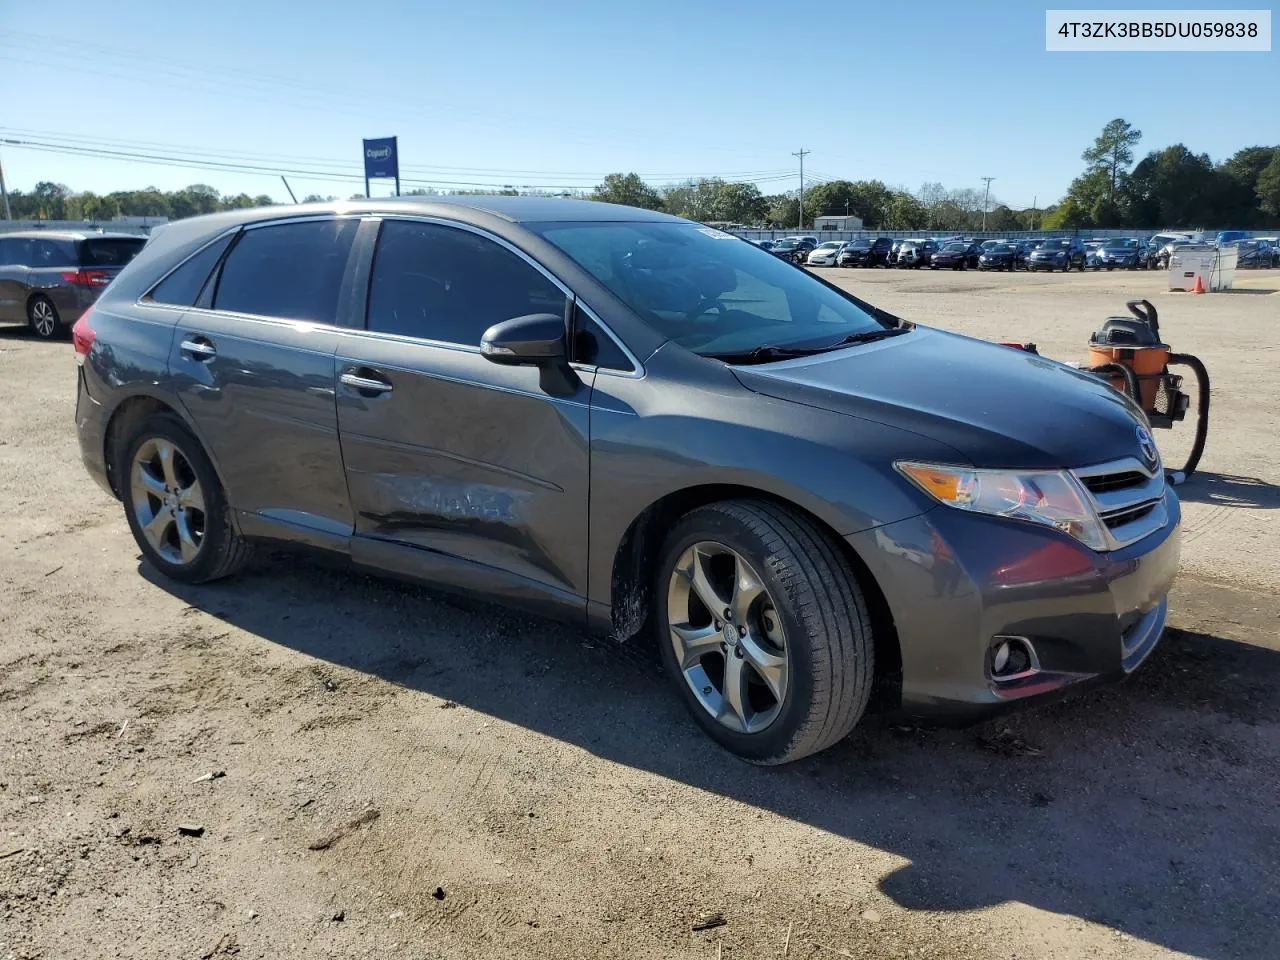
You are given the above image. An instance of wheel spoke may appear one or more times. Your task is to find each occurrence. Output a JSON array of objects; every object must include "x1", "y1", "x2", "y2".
[
  {"x1": 142, "y1": 507, "x2": 173, "y2": 550},
  {"x1": 719, "y1": 651, "x2": 749, "y2": 730},
  {"x1": 670, "y1": 623, "x2": 722, "y2": 669},
  {"x1": 156, "y1": 441, "x2": 180, "y2": 490},
  {"x1": 739, "y1": 634, "x2": 787, "y2": 703},
  {"x1": 730, "y1": 557, "x2": 765, "y2": 625},
  {"x1": 687, "y1": 547, "x2": 730, "y2": 618},
  {"x1": 174, "y1": 511, "x2": 200, "y2": 563},
  {"x1": 132, "y1": 465, "x2": 166, "y2": 499},
  {"x1": 177, "y1": 479, "x2": 204, "y2": 511}
]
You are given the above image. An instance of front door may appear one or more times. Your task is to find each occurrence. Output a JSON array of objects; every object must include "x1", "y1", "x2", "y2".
[
  {"x1": 168, "y1": 218, "x2": 360, "y2": 540},
  {"x1": 335, "y1": 218, "x2": 592, "y2": 599}
]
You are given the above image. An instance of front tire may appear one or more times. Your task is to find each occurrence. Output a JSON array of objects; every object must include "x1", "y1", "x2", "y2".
[
  {"x1": 119, "y1": 414, "x2": 253, "y2": 583},
  {"x1": 27, "y1": 296, "x2": 62, "y2": 340},
  {"x1": 656, "y1": 500, "x2": 874, "y2": 765}
]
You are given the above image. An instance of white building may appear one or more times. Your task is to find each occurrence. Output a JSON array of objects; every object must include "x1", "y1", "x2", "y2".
[{"x1": 813, "y1": 214, "x2": 864, "y2": 232}]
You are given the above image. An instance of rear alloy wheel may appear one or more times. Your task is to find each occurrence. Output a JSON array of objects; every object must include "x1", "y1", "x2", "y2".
[
  {"x1": 121, "y1": 414, "x2": 253, "y2": 583},
  {"x1": 657, "y1": 500, "x2": 873, "y2": 764},
  {"x1": 27, "y1": 296, "x2": 61, "y2": 340}
]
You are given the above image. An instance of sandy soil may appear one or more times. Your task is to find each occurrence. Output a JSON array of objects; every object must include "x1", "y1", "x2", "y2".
[{"x1": 1, "y1": 267, "x2": 1277, "y2": 960}]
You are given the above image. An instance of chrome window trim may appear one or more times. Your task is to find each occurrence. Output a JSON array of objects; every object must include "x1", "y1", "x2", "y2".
[{"x1": 372, "y1": 214, "x2": 644, "y2": 378}]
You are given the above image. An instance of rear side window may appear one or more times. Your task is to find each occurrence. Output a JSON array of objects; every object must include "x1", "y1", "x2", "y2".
[
  {"x1": 0, "y1": 237, "x2": 33, "y2": 266},
  {"x1": 79, "y1": 237, "x2": 146, "y2": 266},
  {"x1": 30, "y1": 239, "x2": 77, "y2": 268},
  {"x1": 214, "y1": 219, "x2": 358, "y2": 324},
  {"x1": 367, "y1": 220, "x2": 567, "y2": 346},
  {"x1": 149, "y1": 233, "x2": 235, "y2": 307}
]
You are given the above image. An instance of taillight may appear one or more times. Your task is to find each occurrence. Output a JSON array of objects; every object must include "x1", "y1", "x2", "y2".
[
  {"x1": 72, "y1": 309, "x2": 97, "y2": 366},
  {"x1": 60, "y1": 270, "x2": 111, "y2": 287}
]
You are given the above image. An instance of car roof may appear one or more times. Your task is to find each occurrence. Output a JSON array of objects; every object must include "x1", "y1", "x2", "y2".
[{"x1": 0, "y1": 230, "x2": 145, "y2": 241}]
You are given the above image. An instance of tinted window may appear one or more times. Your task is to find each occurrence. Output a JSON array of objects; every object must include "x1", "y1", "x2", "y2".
[
  {"x1": 0, "y1": 237, "x2": 32, "y2": 266},
  {"x1": 149, "y1": 233, "x2": 235, "y2": 307},
  {"x1": 214, "y1": 219, "x2": 357, "y2": 323},
  {"x1": 532, "y1": 222, "x2": 883, "y2": 356},
  {"x1": 79, "y1": 237, "x2": 146, "y2": 266},
  {"x1": 367, "y1": 220, "x2": 567, "y2": 345},
  {"x1": 30, "y1": 239, "x2": 77, "y2": 268}
]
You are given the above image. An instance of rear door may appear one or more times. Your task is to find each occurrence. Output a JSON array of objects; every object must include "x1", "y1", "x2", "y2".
[
  {"x1": 168, "y1": 217, "x2": 361, "y2": 543},
  {"x1": 334, "y1": 217, "x2": 593, "y2": 599},
  {"x1": 0, "y1": 237, "x2": 32, "y2": 322}
]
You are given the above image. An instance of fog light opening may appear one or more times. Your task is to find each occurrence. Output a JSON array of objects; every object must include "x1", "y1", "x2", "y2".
[{"x1": 989, "y1": 636, "x2": 1040, "y2": 682}]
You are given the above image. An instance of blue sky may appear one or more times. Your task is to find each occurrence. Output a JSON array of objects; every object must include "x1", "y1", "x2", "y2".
[{"x1": 2, "y1": 0, "x2": 1275, "y2": 208}]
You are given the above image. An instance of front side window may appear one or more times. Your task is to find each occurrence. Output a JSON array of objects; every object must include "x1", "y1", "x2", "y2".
[
  {"x1": 531, "y1": 222, "x2": 885, "y2": 357},
  {"x1": 213, "y1": 219, "x2": 358, "y2": 324},
  {"x1": 367, "y1": 220, "x2": 567, "y2": 346}
]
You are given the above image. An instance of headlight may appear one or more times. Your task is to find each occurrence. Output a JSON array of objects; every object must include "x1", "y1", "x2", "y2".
[{"x1": 895, "y1": 462, "x2": 1108, "y2": 550}]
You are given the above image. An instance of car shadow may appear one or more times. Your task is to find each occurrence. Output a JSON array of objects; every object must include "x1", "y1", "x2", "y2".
[
  {"x1": 1175, "y1": 471, "x2": 1280, "y2": 509},
  {"x1": 142, "y1": 554, "x2": 1280, "y2": 959}
]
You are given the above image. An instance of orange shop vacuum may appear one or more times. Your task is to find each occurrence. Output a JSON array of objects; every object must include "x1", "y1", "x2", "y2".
[{"x1": 1005, "y1": 299, "x2": 1210, "y2": 481}]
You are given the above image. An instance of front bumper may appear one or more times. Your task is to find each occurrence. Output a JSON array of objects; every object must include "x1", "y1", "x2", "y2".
[
  {"x1": 1027, "y1": 257, "x2": 1067, "y2": 270},
  {"x1": 847, "y1": 489, "x2": 1180, "y2": 722}
]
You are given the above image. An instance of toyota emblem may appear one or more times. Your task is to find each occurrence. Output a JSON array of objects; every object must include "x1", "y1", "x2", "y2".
[{"x1": 1136, "y1": 425, "x2": 1159, "y2": 467}]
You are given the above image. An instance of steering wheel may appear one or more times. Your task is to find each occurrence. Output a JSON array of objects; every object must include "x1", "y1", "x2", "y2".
[{"x1": 684, "y1": 297, "x2": 725, "y2": 323}]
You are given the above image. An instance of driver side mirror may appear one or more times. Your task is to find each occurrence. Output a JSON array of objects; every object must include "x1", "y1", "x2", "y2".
[{"x1": 480, "y1": 313, "x2": 578, "y2": 395}]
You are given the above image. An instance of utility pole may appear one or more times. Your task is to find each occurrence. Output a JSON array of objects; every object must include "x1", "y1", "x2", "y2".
[
  {"x1": 1031, "y1": 194, "x2": 1037, "y2": 231},
  {"x1": 980, "y1": 176, "x2": 995, "y2": 231},
  {"x1": 792, "y1": 149, "x2": 810, "y2": 229},
  {"x1": 0, "y1": 149, "x2": 11, "y2": 220}
]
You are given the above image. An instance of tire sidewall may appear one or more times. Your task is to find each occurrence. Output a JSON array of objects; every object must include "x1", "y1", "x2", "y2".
[
  {"x1": 27, "y1": 296, "x2": 61, "y2": 339},
  {"x1": 654, "y1": 508, "x2": 821, "y2": 763},
  {"x1": 119, "y1": 415, "x2": 236, "y2": 583}
]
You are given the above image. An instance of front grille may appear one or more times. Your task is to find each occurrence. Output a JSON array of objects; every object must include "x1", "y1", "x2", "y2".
[{"x1": 1072, "y1": 458, "x2": 1168, "y2": 549}]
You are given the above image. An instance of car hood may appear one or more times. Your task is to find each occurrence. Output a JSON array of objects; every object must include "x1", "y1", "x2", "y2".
[{"x1": 730, "y1": 327, "x2": 1150, "y2": 470}]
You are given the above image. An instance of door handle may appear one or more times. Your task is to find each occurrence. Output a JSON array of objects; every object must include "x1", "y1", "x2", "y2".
[
  {"x1": 180, "y1": 336, "x2": 217, "y2": 360},
  {"x1": 340, "y1": 371, "x2": 394, "y2": 395}
]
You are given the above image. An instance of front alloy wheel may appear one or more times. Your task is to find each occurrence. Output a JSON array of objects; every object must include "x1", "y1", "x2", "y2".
[
  {"x1": 656, "y1": 500, "x2": 874, "y2": 764},
  {"x1": 667, "y1": 542, "x2": 788, "y2": 734}
]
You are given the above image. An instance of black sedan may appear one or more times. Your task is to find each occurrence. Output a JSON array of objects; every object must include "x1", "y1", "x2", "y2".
[
  {"x1": 1092, "y1": 238, "x2": 1150, "y2": 270},
  {"x1": 1236, "y1": 239, "x2": 1277, "y2": 268},
  {"x1": 977, "y1": 242, "x2": 1029, "y2": 271},
  {"x1": 768, "y1": 239, "x2": 807, "y2": 263},
  {"x1": 930, "y1": 241, "x2": 981, "y2": 270}
]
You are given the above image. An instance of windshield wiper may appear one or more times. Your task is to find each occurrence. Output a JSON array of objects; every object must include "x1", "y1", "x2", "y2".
[{"x1": 705, "y1": 326, "x2": 911, "y2": 365}]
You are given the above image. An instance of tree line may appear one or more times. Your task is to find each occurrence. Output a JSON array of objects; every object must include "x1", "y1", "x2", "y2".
[{"x1": 9, "y1": 121, "x2": 1277, "y2": 231}]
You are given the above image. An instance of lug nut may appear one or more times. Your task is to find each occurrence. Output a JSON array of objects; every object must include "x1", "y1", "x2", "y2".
[{"x1": 738, "y1": 626, "x2": 747, "y2": 637}]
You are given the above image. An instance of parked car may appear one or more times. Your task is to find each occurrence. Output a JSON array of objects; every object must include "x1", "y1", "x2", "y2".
[
  {"x1": 805, "y1": 241, "x2": 845, "y2": 266},
  {"x1": 977, "y1": 241, "x2": 1029, "y2": 271},
  {"x1": 838, "y1": 237, "x2": 893, "y2": 267},
  {"x1": 74, "y1": 197, "x2": 1179, "y2": 764},
  {"x1": 897, "y1": 239, "x2": 939, "y2": 268},
  {"x1": 0, "y1": 231, "x2": 147, "y2": 340},
  {"x1": 1215, "y1": 230, "x2": 1248, "y2": 246},
  {"x1": 1027, "y1": 237, "x2": 1088, "y2": 272},
  {"x1": 888, "y1": 238, "x2": 923, "y2": 267},
  {"x1": 1254, "y1": 238, "x2": 1280, "y2": 266},
  {"x1": 754, "y1": 239, "x2": 776, "y2": 251},
  {"x1": 768, "y1": 239, "x2": 807, "y2": 263},
  {"x1": 929, "y1": 241, "x2": 981, "y2": 271},
  {"x1": 1235, "y1": 239, "x2": 1276, "y2": 268},
  {"x1": 1152, "y1": 238, "x2": 1192, "y2": 270},
  {"x1": 1091, "y1": 238, "x2": 1150, "y2": 270}
]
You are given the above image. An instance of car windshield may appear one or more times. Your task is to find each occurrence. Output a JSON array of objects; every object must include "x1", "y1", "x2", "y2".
[
  {"x1": 531, "y1": 221, "x2": 887, "y2": 357},
  {"x1": 816, "y1": 242, "x2": 841, "y2": 250},
  {"x1": 848, "y1": 240, "x2": 872, "y2": 248},
  {"x1": 1040, "y1": 239, "x2": 1070, "y2": 249},
  {"x1": 943, "y1": 242, "x2": 967, "y2": 252},
  {"x1": 1239, "y1": 240, "x2": 1260, "y2": 249},
  {"x1": 1106, "y1": 238, "x2": 1138, "y2": 248}
]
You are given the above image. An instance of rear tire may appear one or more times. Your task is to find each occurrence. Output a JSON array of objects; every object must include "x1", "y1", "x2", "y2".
[
  {"x1": 119, "y1": 414, "x2": 253, "y2": 583},
  {"x1": 27, "y1": 296, "x2": 62, "y2": 340},
  {"x1": 655, "y1": 500, "x2": 874, "y2": 765}
]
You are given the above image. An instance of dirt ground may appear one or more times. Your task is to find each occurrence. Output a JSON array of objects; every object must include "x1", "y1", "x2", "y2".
[{"x1": 2, "y1": 267, "x2": 1278, "y2": 960}]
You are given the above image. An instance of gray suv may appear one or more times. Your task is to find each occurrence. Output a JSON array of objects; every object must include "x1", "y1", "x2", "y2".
[
  {"x1": 0, "y1": 231, "x2": 146, "y2": 338},
  {"x1": 74, "y1": 198, "x2": 1180, "y2": 764}
]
